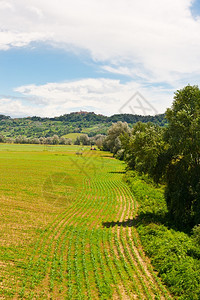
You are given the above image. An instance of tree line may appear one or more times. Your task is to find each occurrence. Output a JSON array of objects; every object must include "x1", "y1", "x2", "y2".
[
  {"x1": 0, "y1": 133, "x2": 106, "y2": 147},
  {"x1": 103, "y1": 85, "x2": 200, "y2": 229}
]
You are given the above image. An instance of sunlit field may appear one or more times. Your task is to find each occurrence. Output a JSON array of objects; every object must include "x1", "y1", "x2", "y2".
[{"x1": 0, "y1": 144, "x2": 170, "y2": 299}]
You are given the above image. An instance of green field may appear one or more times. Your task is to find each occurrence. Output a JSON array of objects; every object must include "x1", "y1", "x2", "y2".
[
  {"x1": 0, "y1": 144, "x2": 170, "y2": 299},
  {"x1": 63, "y1": 133, "x2": 83, "y2": 141}
]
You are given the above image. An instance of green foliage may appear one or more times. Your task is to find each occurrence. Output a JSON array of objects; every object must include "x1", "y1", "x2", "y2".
[
  {"x1": 0, "y1": 115, "x2": 10, "y2": 120},
  {"x1": 0, "y1": 135, "x2": 6, "y2": 143},
  {"x1": 50, "y1": 111, "x2": 167, "y2": 126},
  {"x1": 125, "y1": 171, "x2": 167, "y2": 217},
  {"x1": 108, "y1": 113, "x2": 167, "y2": 126},
  {"x1": 125, "y1": 171, "x2": 200, "y2": 299},
  {"x1": 166, "y1": 85, "x2": 200, "y2": 159},
  {"x1": 140, "y1": 225, "x2": 200, "y2": 299},
  {"x1": 79, "y1": 134, "x2": 90, "y2": 145},
  {"x1": 74, "y1": 136, "x2": 81, "y2": 145},
  {"x1": 103, "y1": 121, "x2": 131, "y2": 155},
  {"x1": 164, "y1": 158, "x2": 200, "y2": 228},
  {"x1": 118, "y1": 85, "x2": 200, "y2": 228},
  {"x1": 192, "y1": 224, "x2": 200, "y2": 245},
  {"x1": 122, "y1": 122, "x2": 166, "y2": 181},
  {"x1": 164, "y1": 85, "x2": 200, "y2": 227},
  {"x1": 92, "y1": 134, "x2": 105, "y2": 149}
]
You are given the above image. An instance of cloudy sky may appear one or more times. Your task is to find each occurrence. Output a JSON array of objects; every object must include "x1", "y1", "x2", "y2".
[{"x1": 0, "y1": 0, "x2": 200, "y2": 117}]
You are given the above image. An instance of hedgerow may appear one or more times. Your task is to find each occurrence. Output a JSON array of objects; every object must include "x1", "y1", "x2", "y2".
[{"x1": 125, "y1": 171, "x2": 200, "y2": 299}]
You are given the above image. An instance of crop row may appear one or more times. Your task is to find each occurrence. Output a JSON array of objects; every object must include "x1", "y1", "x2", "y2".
[{"x1": 17, "y1": 154, "x2": 171, "y2": 299}]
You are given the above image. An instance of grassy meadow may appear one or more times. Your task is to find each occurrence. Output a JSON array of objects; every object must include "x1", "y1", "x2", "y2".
[
  {"x1": 0, "y1": 144, "x2": 170, "y2": 299},
  {"x1": 63, "y1": 133, "x2": 82, "y2": 141}
]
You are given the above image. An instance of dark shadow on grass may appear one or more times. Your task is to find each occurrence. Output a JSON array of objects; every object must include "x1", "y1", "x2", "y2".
[
  {"x1": 103, "y1": 219, "x2": 134, "y2": 228},
  {"x1": 102, "y1": 211, "x2": 184, "y2": 232},
  {"x1": 108, "y1": 171, "x2": 126, "y2": 174},
  {"x1": 102, "y1": 213, "x2": 167, "y2": 228}
]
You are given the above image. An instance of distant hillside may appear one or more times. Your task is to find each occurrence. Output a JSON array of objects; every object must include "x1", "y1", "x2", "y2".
[
  {"x1": 26, "y1": 111, "x2": 166, "y2": 125},
  {"x1": 0, "y1": 111, "x2": 167, "y2": 139},
  {"x1": 108, "y1": 113, "x2": 166, "y2": 125},
  {"x1": 0, "y1": 114, "x2": 10, "y2": 120}
]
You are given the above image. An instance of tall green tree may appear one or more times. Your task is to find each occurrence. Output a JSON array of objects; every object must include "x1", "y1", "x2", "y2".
[
  {"x1": 165, "y1": 85, "x2": 200, "y2": 227},
  {"x1": 103, "y1": 121, "x2": 131, "y2": 156},
  {"x1": 79, "y1": 134, "x2": 89, "y2": 145},
  {"x1": 121, "y1": 122, "x2": 166, "y2": 181}
]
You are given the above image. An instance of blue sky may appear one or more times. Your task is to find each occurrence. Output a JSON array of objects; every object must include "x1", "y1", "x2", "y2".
[
  {"x1": 0, "y1": 0, "x2": 200, "y2": 117},
  {"x1": 0, "y1": 45, "x2": 130, "y2": 93},
  {"x1": 0, "y1": 46, "x2": 99, "y2": 92},
  {"x1": 191, "y1": 0, "x2": 200, "y2": 17}
]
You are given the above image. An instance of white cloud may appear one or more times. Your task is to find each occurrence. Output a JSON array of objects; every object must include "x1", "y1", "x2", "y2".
[
  {"x1": 0, "y1": 0, "x2": 200, "y2": 117},
  {"x1": 0, "y1": 31, "x2": 48, "y2": 50},
  {"x1": 1, "y1": 0, "x2": 200, "y2": 84},
  {"x1": 0, "y1": 78, "x2": 172, "y2": 117}
]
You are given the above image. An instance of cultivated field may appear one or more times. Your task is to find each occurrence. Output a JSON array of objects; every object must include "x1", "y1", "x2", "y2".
[{"x1": 0, "y1": 144, "x2": 170, "y2": 299}]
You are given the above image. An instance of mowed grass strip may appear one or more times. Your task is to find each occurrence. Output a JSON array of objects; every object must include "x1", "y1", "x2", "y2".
[{"x1": 0, "y1": 144, "x2": 170, "y2": 299}]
